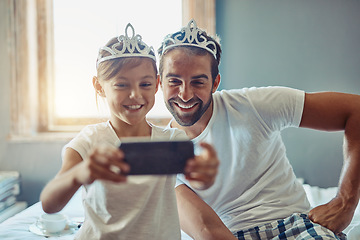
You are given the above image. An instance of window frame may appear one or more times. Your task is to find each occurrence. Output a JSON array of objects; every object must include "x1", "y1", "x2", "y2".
[{"x1": 9, "y1": 0, "x2": 215, "y2": 138}]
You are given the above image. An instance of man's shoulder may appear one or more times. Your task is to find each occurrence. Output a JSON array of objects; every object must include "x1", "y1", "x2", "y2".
[
  {"x1": 212, "y1": 88, "x2": 254, "y2": 103},
  {"x1": 214, "y1": 87, "x2": 256, "y2": 99},
  {"x1": 214, "y1": 86, "x2": 301, "y2": 100}
]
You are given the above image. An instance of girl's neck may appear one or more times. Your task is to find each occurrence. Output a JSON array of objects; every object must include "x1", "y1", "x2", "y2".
[{"x1": 109, "y1": 118, "x2": 152, "y2": 138}]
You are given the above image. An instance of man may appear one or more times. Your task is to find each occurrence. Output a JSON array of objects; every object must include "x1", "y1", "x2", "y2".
[{"x1": 157, "y1": 19, "x2": 360, "y2": 240}]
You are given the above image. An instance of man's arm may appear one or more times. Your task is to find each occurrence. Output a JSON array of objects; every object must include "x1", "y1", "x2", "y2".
[
  {"x1": 300, "y1": 92, "x2": 360, "y2": 234},
  {"x1": 175, "y1": 184, "x2": 237, "y2": 240}
]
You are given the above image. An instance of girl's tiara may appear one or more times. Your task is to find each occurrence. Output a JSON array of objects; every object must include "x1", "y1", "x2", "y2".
[{"x1": 96, "y1": 23, "x2": 156, "y2": 68}]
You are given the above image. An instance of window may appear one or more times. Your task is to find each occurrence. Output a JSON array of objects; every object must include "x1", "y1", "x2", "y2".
[
  {"x1": 9, "y1": 0, "x2": 215, "y2": 138},
  {"x1": 52, "y1": 0, "x2": 182, "y2": 130}
]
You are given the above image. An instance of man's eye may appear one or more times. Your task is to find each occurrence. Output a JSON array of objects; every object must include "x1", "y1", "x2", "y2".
[
  {"x1": 192, "y1": 81, "x2": 204, "y2": 85},
  {"x1": 140, "y1": 82, "x2": 152, "y2": 87},
  {"x1": 168, "y1": 79, "x2": 182, "y2": 85}
]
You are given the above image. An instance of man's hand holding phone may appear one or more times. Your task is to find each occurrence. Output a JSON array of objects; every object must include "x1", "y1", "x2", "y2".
[{"x1": 183, "y1": 142, "x2": 219, "y2": 190}]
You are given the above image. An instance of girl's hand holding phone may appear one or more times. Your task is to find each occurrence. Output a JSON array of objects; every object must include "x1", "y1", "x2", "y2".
[{"x1": 76, "y1": 145, "x2": 130, "y2": 185}]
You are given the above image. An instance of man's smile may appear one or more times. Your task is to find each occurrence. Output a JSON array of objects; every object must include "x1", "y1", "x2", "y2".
[{"x1": 174, "y1": 102, "x2": 198, "y2": 110}]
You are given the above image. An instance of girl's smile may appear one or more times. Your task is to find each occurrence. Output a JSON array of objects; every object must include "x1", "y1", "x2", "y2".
[{"x1": 124, "y1": 104, "x2": 143, "y2": 110}]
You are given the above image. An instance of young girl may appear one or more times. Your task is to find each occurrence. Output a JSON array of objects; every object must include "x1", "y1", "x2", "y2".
[{"x1": 40, "y1": 23, "x2": 219, "y2": 240}]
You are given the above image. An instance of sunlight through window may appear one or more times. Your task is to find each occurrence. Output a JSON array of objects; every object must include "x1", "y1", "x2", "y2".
[{"x1": 53, "y1": 0, "x2": 181, "y2": 119}]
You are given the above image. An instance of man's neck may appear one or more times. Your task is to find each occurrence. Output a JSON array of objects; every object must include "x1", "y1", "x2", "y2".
[{"x1": 171, "y1": 121, "x2": 203, "y2": 139}]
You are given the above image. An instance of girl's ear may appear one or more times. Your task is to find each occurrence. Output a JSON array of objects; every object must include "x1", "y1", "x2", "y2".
[
  {"x1": 155, "y1": 75, "x2": 160, "y2": 94},
  {"x1": 93, "y1": 76, "x2": 105, "y2": 97}
]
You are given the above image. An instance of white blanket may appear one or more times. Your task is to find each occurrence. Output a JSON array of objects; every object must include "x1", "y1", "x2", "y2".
[
  {"x1": 0, "y1": 185, "x2": 359, "y2": 239},
  {"x1": 302, "y1": 183, "x2": 360, "y2": 240},
  {"x1": 0, "y1": 190, "x2": 83, "y2": 240}
]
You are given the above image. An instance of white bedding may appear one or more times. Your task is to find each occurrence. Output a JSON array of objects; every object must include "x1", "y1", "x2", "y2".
[
  {"x1": 0, "y1": 190, "x2": 83, "y2": 240},
  {"x1": 302, "y1": 183, "x2": 360, "y2": 240},
  {"x1": 0, "y1": 185, "x2": 359, "y2": 240}
]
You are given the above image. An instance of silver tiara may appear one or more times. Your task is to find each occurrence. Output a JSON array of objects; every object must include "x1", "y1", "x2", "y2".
[
  {"x1": 161, "y1": 19, "x2": 217, "y2": 59},
  {"x1": 96, "y1": 23, "x2": 156, "y2": 68}
]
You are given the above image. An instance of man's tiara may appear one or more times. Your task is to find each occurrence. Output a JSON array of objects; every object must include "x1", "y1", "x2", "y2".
[
  {"x1": 96, "y1": 23, "x2": 156, "y2": 68},
  {"x1": 160, "y1": 19, "x2": 218, "y2": 60}
]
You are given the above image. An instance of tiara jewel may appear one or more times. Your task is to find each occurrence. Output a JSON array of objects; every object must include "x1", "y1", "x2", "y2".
[
  {"x1": 96, "y1": 23, "x2": 156, "y2": 68},
  {"x1": 161, "y1": 19, "x2": 217, "y2": 59}
]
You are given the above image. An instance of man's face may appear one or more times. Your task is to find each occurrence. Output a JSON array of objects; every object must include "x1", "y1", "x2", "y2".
[{"x1": 160, "y1": 48, "x2": 219, "y2": 126}]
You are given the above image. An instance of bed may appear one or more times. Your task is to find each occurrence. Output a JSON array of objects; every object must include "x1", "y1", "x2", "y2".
[
  {"x1": 0, "y1": 183, "x2": 359, "y2": 240},
  {"x1": 301, "y1": 183, "x2": 360, "y2": 240},
  {"x1": 0, "y1": 190, "x2": 83, "y2": 240}
]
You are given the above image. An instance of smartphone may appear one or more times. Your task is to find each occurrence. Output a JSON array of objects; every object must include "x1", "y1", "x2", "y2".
[{"x1": 119, "y1": 140, "x2": 194, "y2": 175}]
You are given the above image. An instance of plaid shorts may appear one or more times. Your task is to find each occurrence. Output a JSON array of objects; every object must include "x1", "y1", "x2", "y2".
[{"x1": 235, "y1": 213, "x2": 346, "y2": 240}]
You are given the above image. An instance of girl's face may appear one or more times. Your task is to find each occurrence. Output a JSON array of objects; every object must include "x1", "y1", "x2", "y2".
[{"x1": 96, "y1": 59, "x2": 159, "y2": 127}]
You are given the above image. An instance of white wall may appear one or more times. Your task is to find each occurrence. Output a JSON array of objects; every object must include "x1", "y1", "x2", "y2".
[
  {"x1": 216, "y1": 0, "x2": 360, "y2": 187},
  {"x1": 0, "y1": 1, "x2": 68, "y2": 206},
  {"x1": 0, "y1": 1, "x2": 11, "y2": 162}
]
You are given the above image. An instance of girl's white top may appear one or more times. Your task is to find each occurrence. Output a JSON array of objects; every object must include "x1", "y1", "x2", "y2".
[{"x1": 62, "y1": 121, "x2": 187, "y2": 240}]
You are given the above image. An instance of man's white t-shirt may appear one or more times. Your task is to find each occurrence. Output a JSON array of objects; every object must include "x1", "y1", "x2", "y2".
[
  {"x1": 175, "y1": 87, "x2": 311, "y2": 237},
  {"x1": 63, "y1": 121, "x2": 186, "y2": 240}
]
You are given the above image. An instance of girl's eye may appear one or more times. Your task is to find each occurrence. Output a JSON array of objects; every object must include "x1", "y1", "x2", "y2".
[{"x1": 115, "y1": 83, "x2": 128, "y2": 88}]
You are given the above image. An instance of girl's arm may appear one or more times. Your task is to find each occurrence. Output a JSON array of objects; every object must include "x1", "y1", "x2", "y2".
[
  {"x1": 40, "y1": 145, "x2": 129, "y2": 213},
  {"x1": 40, "y1": 148, "x2": 84, "y2": 213}
]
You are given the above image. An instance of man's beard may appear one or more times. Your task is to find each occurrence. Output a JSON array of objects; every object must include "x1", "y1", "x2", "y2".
[{"x1": 165, "y1": 94, "x2": 213, "y2": 127}]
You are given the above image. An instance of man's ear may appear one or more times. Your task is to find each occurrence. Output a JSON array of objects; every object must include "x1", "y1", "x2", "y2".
[
  {"x1": 155, "y1": 75, "x2": 160, "y2": 94},
  {"x1": 212, "y1": 74, "x2": 221, "y2": 93},
  {"x1": 159, "y1": 75, "x2": 163, "y2": 89},
  {"x1": 92, "y1": 76, "x2": 105, "y2": 97}
]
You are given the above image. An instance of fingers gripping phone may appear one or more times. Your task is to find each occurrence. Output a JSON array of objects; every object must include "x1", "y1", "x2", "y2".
[{"x1": 119, "y1": 140, "x2": 194, "y2": 175}]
